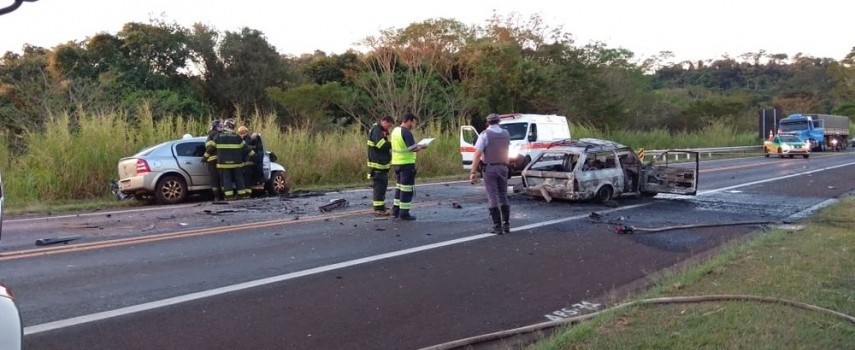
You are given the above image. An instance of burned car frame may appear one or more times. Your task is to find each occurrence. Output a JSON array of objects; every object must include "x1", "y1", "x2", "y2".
[{"x1": 520, "y1": 138, "x2": 698, "y2": 203}]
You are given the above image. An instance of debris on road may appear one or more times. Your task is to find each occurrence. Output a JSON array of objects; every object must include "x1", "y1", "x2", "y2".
[
  {"x1": 319, "y1": 199, "x2": 348, "y2": 212},
  {"x1": 35, "y1": 235, "x2": 81, "y2": 246},
  {"x1": 452, "y1": 202, "x2": 462, "y2": 209}
]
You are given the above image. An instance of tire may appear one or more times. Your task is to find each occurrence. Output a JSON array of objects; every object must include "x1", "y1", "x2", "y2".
[
  {"x1": 778, "y1": 149, "x2": 783, "y2": 158},
  {"x1": 266, "y1": 171, "x2": 290, "y2": 196},
  {"x1": 803, "y1": 154, "x2": 809, "y2": 159},
  {"x1": 595, "y1": 185, "x2": 613, "y2": 204},
  {"x1": 154, "y1": 175, "x2": 187, "y2": 205},
  {"x1": 763, "y1": 147, "x2": 769, "y2": 158}
]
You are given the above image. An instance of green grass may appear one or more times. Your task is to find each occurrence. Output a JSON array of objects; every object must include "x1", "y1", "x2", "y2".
[
  {"x1": 0, "y1": 108, "x2": 759, "y2": 209},
  {"x1": 531, "y1": 198, "x2": 855, "y2": 349}
]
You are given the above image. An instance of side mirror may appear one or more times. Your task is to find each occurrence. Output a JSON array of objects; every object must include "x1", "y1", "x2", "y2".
[{"x1": 527, "y1": 133, "x2": 537, "y2": 142}]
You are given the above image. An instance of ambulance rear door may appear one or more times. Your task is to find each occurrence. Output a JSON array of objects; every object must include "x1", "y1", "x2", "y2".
[{"x1": 460, "y1": 125, "x2": 479, "y2": 170}]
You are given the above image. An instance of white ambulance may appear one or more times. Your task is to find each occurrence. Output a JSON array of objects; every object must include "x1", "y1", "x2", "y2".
[{"x1": 460, "y1": 113, "x2": 571, "y2": 174}]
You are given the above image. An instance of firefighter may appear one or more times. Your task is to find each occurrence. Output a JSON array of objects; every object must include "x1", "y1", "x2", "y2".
[
  {"x1": 367, "y1": 115, "x2": 395, "y2": 216},
  {"x1": 203, "y1": 119, "x2": 224, "y2": 201},
  {"x1": 237, "y1": 125, "x2": 258, "y2": 189},
  {"x1": 390, "y1": 113, "x2": 427, "y2": 221},
  {"x1": 206, "y1": 118, "x2": 254, "y2": 200},
  {"x1": 469, "y1": 113, "x2": 511, "y2": 234}
]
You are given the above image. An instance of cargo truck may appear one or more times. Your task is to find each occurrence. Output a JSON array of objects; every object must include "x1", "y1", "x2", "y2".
[{"x1": 777, "y1": 113, "x2": 850, "y2": 151}]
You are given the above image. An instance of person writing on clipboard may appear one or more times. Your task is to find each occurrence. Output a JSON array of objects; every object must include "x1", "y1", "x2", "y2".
[{"x1": 390, "y1": 112, "x2": 431, "y2": 221}]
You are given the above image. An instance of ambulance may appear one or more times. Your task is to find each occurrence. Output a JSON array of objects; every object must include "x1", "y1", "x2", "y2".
[{"x1": 460, "y1": 113, "x2": 571, "y2": 174}]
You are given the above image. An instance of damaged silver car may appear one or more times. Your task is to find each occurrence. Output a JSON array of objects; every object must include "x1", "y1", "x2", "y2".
[{"x1": 520, "y1": 139, "x2": 698, "y2": 203}]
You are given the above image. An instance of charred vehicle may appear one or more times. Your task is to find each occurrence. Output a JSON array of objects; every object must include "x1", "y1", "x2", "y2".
[{"x1": 520, "y1": 139, "x2": 698, "y2": 203}]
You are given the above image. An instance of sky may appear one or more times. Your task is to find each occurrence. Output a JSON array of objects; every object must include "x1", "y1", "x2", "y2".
[{"x1": 1, "y1": 0, "x2": 853, "y2": 64}]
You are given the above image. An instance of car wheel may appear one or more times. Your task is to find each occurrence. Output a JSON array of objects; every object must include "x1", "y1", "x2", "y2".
[
  {"x1": 763, "y1": 147, "x2": 769, "y2": 158},
  {"x1": 154, "y1": 175, "x2": 187, "y2": 205},
  {"x1": 266, "y1": 171, "x2": 290, "y2": 196},
  {"x1": 803, "y1": 154, "x2": 809, "y2": 159},
  {"x1": 595, "y1": 185, "x2": 613, "y2": 203}
]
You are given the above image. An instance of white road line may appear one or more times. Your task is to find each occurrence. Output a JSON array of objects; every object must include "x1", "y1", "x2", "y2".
[{"x1": 22, "y1": 160, "x2": 855, "y2": 335}]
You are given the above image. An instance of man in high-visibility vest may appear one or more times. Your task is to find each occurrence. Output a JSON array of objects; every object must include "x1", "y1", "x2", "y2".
[
  {"x1": 367, "y1": 115, "x2": 395, "y2": 216},
  {"x1": 390, "y1": 113, "x2": 427, "y2": 220}
]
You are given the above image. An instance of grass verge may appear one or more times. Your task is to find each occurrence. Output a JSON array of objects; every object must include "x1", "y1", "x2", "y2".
[{"x1": 532, "y1": 197, "x2": 855, "y2": 349}]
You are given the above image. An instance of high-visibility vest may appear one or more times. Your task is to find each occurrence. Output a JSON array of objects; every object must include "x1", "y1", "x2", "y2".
[{"x1": 390, "y1": 126, "x2": 416, "y2": 165}]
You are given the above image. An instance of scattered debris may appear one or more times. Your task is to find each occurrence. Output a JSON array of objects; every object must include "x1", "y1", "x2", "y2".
[
  {"x1": 376, "y1": 228, "x2": 386, "y2": 231},
  {"x1": 452, "y1": 202, "x2": 463, "y2": 209},
  {"x1": 319, "y1": 199, "x2": 348, "y2": 212},
  {"x1": 35, "y1": 235, "x2": 81, "y2": 246},
  {"x1": 179, "y1": 223, "x2": 188, "y2": 226},
  {"x1": 110, "y1": 180, "x2": 131, "y2": 200},
  {"x1": 589, "y1": 212, "x2": 602, "y2": 221},
  {"x1": 142, "y1": 224, "x2": 156, "y2": 231},
  {"x1": 288, "y1": 190, "x2": 325, "y2": 198},
  {"x1": 203, "y1": 209, "x2": 246, "y2": 215},
  {"x1": 157, "y1": 215, "x2": 176, "y2": 220},
  {"x1": 828, "y1": 186, "x2": 836, "y2": 189}
]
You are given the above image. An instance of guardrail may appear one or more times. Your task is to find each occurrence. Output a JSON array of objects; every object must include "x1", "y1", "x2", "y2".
[{"x1": 645, "y1": 145, "x2": 764, "y2": 161}]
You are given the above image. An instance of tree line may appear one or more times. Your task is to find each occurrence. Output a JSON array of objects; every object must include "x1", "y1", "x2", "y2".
[{"x1": 2, "y1": 13, "x2": 853, "y2": 146}]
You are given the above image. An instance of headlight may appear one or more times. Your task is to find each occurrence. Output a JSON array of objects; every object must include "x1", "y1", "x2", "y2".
[
  {"x1": 782, "y1": 144, "x2": 791, "y2": 151},
  {"x1": 831, "y1": 138, "x2": 838, "y2": 145}
]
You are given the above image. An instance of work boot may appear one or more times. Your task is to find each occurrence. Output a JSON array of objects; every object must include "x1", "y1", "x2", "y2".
[
  {"x1": 398, "y1": 209, "x2": 416, "y2": 221},
  {"x1": 391, "y1": 205, "x2": 400, "y2": 218},
  {"x1": 500, "y1": 205, "x2": 511, "y2": 234},
  {"x1": 488, "y1": 207, "x2": 502, "y2": 234},
  {"x1": 374, "y1": 207, "x2": 391, "y2": 217}
]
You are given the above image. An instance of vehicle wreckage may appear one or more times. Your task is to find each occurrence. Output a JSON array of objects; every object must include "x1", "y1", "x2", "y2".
[{"x1": 520, "y1": 138, "x2": 699, "y2": 203}]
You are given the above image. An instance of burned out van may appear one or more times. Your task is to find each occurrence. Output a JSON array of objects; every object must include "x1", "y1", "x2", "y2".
[{"x1": 520, "y1": 138, "x2": 698, "y2": 203}]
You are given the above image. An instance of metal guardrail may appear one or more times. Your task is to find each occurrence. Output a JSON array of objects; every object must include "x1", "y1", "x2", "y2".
[{"x1": 645, "y1": 145, "x2": 764, "y2": 161}]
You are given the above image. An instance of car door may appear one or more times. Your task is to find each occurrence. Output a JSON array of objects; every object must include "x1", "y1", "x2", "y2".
[
  {"x1": 640, "y1": 150, "x2": 699, "y2": 195},
  {"x1": 173, "y1": 140, "x2": 210, "y2": 187},
  {"x1": 460, "y1": 126, "x2": 479, "y2": 170}
]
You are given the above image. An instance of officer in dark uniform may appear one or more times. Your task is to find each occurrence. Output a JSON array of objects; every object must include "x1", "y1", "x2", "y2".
[
  {"x1": 203, "y1": 119, "x2": 223, "y2": 201},
  {"x1": 469, "y1": 113, "x2": 511, "y2": 234},
  {"x1": 367, "y1": 115, "x2": 395, "y2": 216}
]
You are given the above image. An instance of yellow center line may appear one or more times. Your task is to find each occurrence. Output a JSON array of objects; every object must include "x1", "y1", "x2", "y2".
[{"x1": 0, "y1": 196, "x2": 481, "y2": 261}]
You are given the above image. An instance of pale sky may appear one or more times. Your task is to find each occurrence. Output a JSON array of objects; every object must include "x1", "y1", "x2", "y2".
[{"x1": 1, "y1": 0, "x2": 853, "y2": 64}]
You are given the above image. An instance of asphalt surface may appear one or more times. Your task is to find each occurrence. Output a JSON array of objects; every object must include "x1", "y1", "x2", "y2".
[{"x1": 2, "y1": 151, "x2": 854, "y2": 349}]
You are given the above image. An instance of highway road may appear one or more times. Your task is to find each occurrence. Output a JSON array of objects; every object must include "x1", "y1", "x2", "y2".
[{"x1": 2, "y1": 152, "x2": 854, "y2": 349}]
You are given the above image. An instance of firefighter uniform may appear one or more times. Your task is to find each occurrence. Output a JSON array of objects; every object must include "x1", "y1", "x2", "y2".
[
  {"x1": 367, "y1": 121, "x2": 393, "y2": 215},
  {"x1": 206, "y1": 124, "x2": 254, "y2": 200},
  {"x1": 203, "y1": 121, "x2": 223, "y2": 201},
  {"x1": 390, "y1": 124, "x2": 418, "y2": 220}
]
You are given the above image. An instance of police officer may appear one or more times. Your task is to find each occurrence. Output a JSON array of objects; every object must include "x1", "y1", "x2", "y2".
[
  {"x1": 469, "y1": 113, "x2": 511, "y2": 234},
  {"x1": 390, "y1": 113, "x2": 426, "y2": 221},
  {"x1": 206, "y1": 118, "x2": 254, "y2": 200},
  {"x1": 367, "y1": 115, "x2": 395, "y2": 216},
  {"x1": 203, "y1": 119, "x2": 223, "y2": 201}
]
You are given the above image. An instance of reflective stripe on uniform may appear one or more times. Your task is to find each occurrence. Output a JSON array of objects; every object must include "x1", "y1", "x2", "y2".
[
  {"x1": 367, "y1": 161, "x2": 391, "y2": 169},
  {"x1": 397, "y1": 183, "x2": 414, "y2": 192}
]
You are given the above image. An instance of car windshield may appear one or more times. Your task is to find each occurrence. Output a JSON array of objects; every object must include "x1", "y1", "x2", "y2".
[
  {"x1": 500, "y1": 123, "x2": 528, "y2": 141},
  {"x1": 779, "y1": 121, "x2": 808, "y2": 132},
  {"x1": 779, "y1": 136, "x2": 801, "y2": 143}
]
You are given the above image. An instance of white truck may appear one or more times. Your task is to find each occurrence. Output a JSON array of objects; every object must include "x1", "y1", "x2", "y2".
[{"x1": 460, "y1": 113, "x2": 571, "y2": 174}]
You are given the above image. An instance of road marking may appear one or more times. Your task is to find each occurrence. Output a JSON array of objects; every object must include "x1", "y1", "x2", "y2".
[
  {"x1": 24, "y1": 233, "x2": 495, "y2": 335},
  {"x1": 22, "y1": 160, "x2": 855, "y2": 335},
  {"x1": 5, "y1": 203, "x2": 198, "y2": 223}
]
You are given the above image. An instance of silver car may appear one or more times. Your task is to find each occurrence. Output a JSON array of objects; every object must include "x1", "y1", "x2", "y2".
[
  {"x1": 0, "y1": 170, "x2": 23, "y2": 350},
  {"x1": 117, "y1": 136, "x2": 289, "y2": 204}
]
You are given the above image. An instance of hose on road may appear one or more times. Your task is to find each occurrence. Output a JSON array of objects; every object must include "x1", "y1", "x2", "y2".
[{"x1": 419, "y1": 294, "x2": 855, "y2": 350}]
